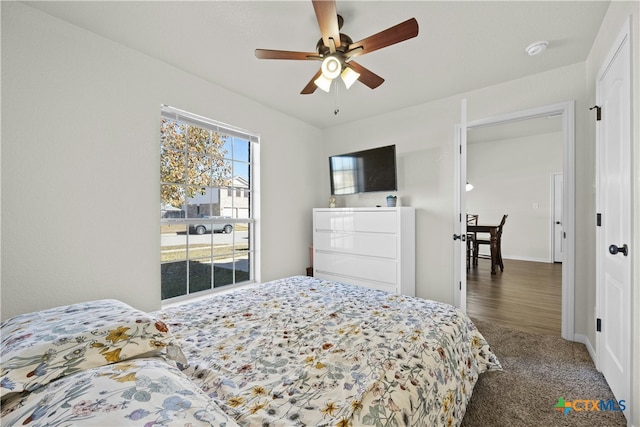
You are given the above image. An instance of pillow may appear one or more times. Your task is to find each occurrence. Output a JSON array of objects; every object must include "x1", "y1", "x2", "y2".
[
  {"x1": 1, "y1": 299, "x2": 186, "y2": 399},
  {"x1": 0, "y1": 357, "x2": 239, "y2": 426}
]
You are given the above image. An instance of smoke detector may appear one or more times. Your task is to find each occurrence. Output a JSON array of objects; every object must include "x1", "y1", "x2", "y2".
[{"x1": 525, "y1": 41, "x2": 549, "y2": 56}]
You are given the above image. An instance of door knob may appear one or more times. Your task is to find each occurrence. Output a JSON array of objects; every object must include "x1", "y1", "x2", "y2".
[
  {"x1": 452, "y1": 234, "x2": 466, "y2": 242},
  {"x1": 608, "y1": 244, "x2": 628, "y2": 256}
]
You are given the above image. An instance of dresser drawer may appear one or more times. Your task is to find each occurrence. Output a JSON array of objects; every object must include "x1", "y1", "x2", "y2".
[
  {"x1": 314, "y1": 252, "x2": 397, "y2": 285},
  {"x1": 314, "y1": 231, "x2": 397, "y2": 259},
  {"x1": 315, "y1": 210, "x2": 397, "y2": 234}
]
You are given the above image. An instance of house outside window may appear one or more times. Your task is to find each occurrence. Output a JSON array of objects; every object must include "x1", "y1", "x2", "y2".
[{"x1": 160, "y1": 105, "x2": 259, "y2": 301}]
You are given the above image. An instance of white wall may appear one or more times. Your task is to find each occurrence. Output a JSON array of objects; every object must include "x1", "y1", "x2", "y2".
[
  {"x1": 0, "y1": 3, "x2": 324, "y2": 319},
  {"x1": 467, "y1": 131, "x2": 563, "y2": 262}
]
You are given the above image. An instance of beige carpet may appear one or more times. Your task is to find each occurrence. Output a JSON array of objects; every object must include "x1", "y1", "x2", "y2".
[{"x1": 462, "y1": 319, "x2": 627, "y2": 426}]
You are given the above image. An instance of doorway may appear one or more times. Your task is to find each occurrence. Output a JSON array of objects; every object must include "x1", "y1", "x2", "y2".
[
  {"x1": 467, "y1": 115, "x2": 562, "y2": 262},
  {"x1": 466, "y1": 115, "x2": 563, "y2": 334},
  {"x1": 455, "y1": 101, "x2": 575, "y2": 341}
]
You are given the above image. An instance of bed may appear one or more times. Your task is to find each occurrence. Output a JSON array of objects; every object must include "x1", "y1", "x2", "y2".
[{"x1": 1, "y1": 276, "x2": 500, "y2": 426}]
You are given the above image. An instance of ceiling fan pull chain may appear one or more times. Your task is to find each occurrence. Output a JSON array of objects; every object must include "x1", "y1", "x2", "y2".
[{"x1": 334, "y1": 80, "x2": 340, "y2": 115}]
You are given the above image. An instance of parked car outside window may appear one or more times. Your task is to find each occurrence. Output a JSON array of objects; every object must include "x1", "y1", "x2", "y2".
[{"x1": 189, "y1": 216, "x2": 233, "y2": 235}]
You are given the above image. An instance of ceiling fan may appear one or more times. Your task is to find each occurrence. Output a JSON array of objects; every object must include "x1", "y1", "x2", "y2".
[{"x1": 255, "y1": 0, "x2": 419, "y2": 94}]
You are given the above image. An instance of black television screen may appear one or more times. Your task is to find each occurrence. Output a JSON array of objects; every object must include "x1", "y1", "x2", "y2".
[{"x1": 329, "y1": 145, "x2": 397, "y2": 195}]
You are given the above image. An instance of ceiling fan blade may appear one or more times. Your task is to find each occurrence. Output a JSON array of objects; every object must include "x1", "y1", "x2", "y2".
[
  {"x1": 346, "y1": 18, "x2": 419, "y2": 59},
  {"x1": 346, "y1": 61, "x2": 385, "y2": 89},
  {"x1": 255, "y1": 49, "x2": 322, "y2": 60},
  {"x1": 301, "y1": 69, "x2": 323, "y2": 94},
  {"x1": 312, "y1": 0, "x2": 341, "y2": 52}
]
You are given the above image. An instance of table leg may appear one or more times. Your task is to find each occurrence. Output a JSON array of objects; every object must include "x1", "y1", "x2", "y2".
[{"x1": 490, "y1": 229, "x2": 497, "y2": 274}]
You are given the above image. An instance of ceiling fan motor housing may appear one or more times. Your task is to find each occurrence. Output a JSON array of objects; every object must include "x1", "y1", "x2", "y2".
[{"x1": 316, "y1": 32, "x2": 354, "y2": 57}]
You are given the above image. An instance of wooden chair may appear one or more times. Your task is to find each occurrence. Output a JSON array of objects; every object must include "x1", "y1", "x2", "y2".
[
  {"x1": 466, "y1": 214, "x2": 478, "y2": 270},
  {"x1": 473, "y1": 214, "x2": 508, "y2": 272}
]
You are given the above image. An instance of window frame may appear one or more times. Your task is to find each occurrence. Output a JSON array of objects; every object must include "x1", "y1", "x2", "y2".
[{"x1": 160, "y1": 105, "x2": 260, "y2": 303}]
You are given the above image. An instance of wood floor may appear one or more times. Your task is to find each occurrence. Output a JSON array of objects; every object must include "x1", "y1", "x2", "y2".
[{"x1": 466, "y1": 258, "x2": 562, "y2": 336}]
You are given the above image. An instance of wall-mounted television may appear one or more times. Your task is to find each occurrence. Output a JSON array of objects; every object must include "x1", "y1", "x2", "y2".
[{"x1": 329, "y1": 144, "x2": 397, "y2": 195}]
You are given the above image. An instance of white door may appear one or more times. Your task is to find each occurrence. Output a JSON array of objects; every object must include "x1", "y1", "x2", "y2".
[
  {"x1": 552, "y1": 173, "x2": 563, "y2": 263},
  {"x1": 596, "y1": 18, "x2": 631, "y2": 416}
]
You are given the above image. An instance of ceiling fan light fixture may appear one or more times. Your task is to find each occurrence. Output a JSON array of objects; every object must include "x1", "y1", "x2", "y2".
[
  {"x1": 314, "y1": 74, "x2": 333, "y2": 92},
  {"x1": 321, "y1": 55, "x2": 342, "y2": 80},
  {"x1": 341, "y1": 66, "x2": 360, "y2": 89}
]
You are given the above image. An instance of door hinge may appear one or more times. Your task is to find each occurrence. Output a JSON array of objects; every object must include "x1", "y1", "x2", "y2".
[
  {"x1": 590, "y1": 105, "x2": 602, "y2": 121},
  {"x1": 597, "y1": 213, "x2": 602, "y2": 227},
  {"x1": 596, "y1": 318, "x2": 602, "y2": 332},
  {"x1": 459, "y1": 281, "x2": 462, "y2": 290}
]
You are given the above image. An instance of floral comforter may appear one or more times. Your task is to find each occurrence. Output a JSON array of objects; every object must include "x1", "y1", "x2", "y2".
[
  {"x1": 1, "y1": 299, "x2": 237, "y2": 426},
  {"x1": 1, "y1": 357, "x2": 238, "y2": 427},
  {"x1": 154, "y1": 276, "x2": 501, "y2": 426}
]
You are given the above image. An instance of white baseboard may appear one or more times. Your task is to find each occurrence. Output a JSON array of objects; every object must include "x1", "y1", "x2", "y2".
[
  {"x1": 475, "y1": 253, "x2": 552, "y2": 263},
  {"x1": 503, "y1": 255, "x2": 552, "y2": 263},
  {"x1": 573, "y1": 333, "x2": 598, "y2": 367}
]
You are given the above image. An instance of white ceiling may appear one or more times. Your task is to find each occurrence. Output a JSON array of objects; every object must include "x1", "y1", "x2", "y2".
[{"x1": 25, "y1": 1, "x2": 610, "y2": 129}]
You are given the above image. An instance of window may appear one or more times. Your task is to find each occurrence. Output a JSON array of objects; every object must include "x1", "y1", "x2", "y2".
[{"x1": 160, "y1": 106, "x2": 259, "y2": 301}]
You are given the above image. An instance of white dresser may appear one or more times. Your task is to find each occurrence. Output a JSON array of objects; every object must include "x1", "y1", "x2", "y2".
[{"x1": 312, "y1": 207, "x2": 415, "y2": 296}]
